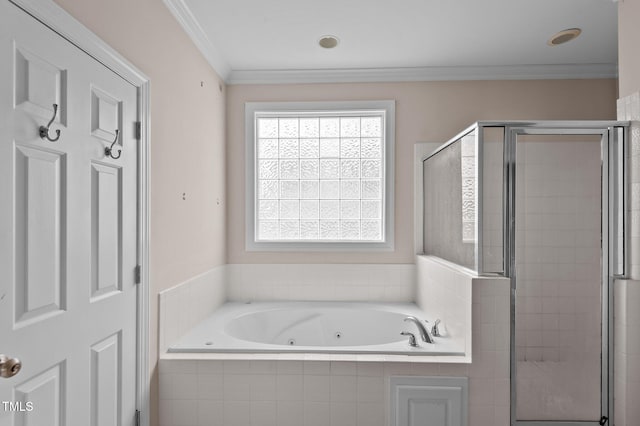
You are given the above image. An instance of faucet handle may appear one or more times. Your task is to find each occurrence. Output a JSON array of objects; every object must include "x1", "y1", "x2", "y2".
[
  {"x1": 431, "y1": 319, "x2": 442, "y2": 337},
  {"x1": 400, "y1": 331, "x2": 419, "y2": 347}
]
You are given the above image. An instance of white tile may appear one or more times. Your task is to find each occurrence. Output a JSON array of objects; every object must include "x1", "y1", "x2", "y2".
[
  {"x1": 251, "y1": 374, "x2": 277, "y2": 401},
  {"x1": 383, "y1": 362, "x2": 414, "y2": 376},
  {"x1": 161, "y1": 373, "x2": 198, "y2": 400},
  {"x1": 356, "y1": 376, "x2": 383, "y2": 402},
  {"x1": 437, "y1": 363, "x2": 469, "y2": 376},
  {"x1": 304, "y1": 361, "x2": 330, "y2": 375},
  {"x1": 197, "y1": 374, "x2": 223, "y2": 400},
  {"x1": 628, "y1": 355, "x2": 640, "y2": 382},
  {"x1": 158, "y1": 398, "x2": 173, "y2": 426},
  {"x1": 304, "y1": 375, "x2": 331, "y2": 402},
  {"x1": 223, "y1": 374, "x2": 252, "y2": 401},
  {"x1": 628, "y1": 323, "x2": 640, "y2": 355},
  {"x1": 160, "y1": 360, "x2": 198, "y2": 374},
  {"x1": 159, "y1": 374, "x2": 173, "y2": 400},
  {"x1": 494, "y1": 379, "x2": 510, "y2": 406},
  {"x1": 276, "y1": 375, "x2": 304, "y2": 401},
  {"x1": 356, "y1": 362, "x2": 383, "y2": 377},
  {"x1": 224, "y1": 360, "x2": 250, "y2": 375},
  {"x1": 330, "y1": 375, "x2": 357, "y2": 402},
  {"x1": 223, "y1": 401, "x2": 251, "y2": 426},
  {"x1": 277, "y1": 401, "x2": 305, "y2": 426},
  {"x1": 474, "y1": 324, "x2": 496, "y2": 352},
  {"x1": 251, "y1": 401, "x2": 277, "y2": 426},
  {"x1": 197, "y1": 360, "x2": 224, "y2": 375},
  {"x1": 357, "y1": 402, "x2": 384, "y2": 426},
  {"x1": 197, "y1": 400, "x2": 223, "y2": 426},
  {"x1": 367, "y1": 285, "x2": 387, "y2": 301},
  {"x1": 277, "y1": 361, "x2": 303, "y2": 375},
  {"x1": 330, "y1": 361, "x2": 357, "y2": 376},
  {"x1": 468, "y1": 404, "x2": 494, "y2": 426},
  {"x1": 627, "y1": 381, "x2": 640, "y2": 424},
  {"x1": 409, "y1": 362, "x2": 439, "y2": 376},
  {"x1": 330, "y1": 402, "x2": 357, "y2": 426},
  {"x1": 304, "y1": 402, "x2": 331, "y2": 426},
  {"x1": 167, "y1": 399, "x2": 198, "y2": 426},
  {"x1": 493, "y1": 350, "x2": 510, "y2": 379},
  {"x1": 494, "y1": 324, "x2": 510, "y2": 351},
  {"x1": 494, "y1": 405, "x2": 510, "y2": 426},
  {"x1": 468, "y1": 351, "x2": 495, "y2": 378},
  {"x1": 383, "y1": 284, "x2": 414, "y2": 302},
  {"x1": 251, "y1": 360, "x2": 278, "y2": 375}
]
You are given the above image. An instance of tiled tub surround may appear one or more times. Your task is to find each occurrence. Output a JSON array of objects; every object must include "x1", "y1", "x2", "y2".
[
  {"x1": 159, "y1": 266, "x2": 228, "y2": 354},
  {"x1": 225, "y1": 263, "x2": 416, "y2": 302},
  {"x1": 159, "y1": 257, "x2": 510, "y2": 426},
  {"x1": 161, "y1": 257, "x2": 476, "y2": 361},
  {"x1": 160, "y1": 263, "x2": 416, "y2": 353}
]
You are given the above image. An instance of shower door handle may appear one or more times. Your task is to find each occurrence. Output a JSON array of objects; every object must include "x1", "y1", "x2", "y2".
[{"x1": 0, "y1": 354, "x2": 22, "y2": 378}]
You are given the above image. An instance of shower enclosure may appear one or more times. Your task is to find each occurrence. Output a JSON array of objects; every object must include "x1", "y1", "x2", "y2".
[{"x1": 422, "y1": 121, "x2": 628, "y2": 426}]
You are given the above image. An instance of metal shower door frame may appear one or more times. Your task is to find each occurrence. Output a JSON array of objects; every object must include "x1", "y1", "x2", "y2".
[{"x1": 500, "y1": 122, "x2": 629, "y2": 426}]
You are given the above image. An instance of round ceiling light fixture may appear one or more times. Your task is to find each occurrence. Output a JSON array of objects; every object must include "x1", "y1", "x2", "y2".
[
  {"x1": 547, "y1": 28, "x2": 582, "y2": 46},
  {"x1": 318, "y1": 35, "x2": 339, "y2": 49}
]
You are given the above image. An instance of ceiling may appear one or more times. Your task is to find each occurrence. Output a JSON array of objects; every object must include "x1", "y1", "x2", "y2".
[{"x1": 163, "y1": 0, "x2": 619, "y2": 84}]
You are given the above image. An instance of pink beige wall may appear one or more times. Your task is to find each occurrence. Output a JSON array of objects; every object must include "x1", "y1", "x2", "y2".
[
  {"x1": 619, "y1": 0, "x2": 640, "y2": 97},
  {"x1": 227, "y1": 80, "x2": 617, "y2": 264},
  {"x1": 51, "y1": 1, "x2": 227, "y2": 425}
]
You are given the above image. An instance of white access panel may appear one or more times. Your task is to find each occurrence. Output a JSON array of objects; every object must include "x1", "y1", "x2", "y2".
[{"x1": 390, "y1": 376, "x2": 468, "y2": 426}]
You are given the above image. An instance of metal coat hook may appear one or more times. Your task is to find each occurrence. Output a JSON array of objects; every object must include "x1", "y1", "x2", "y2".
[
  {"x1": 105, "y1": 129, "x2": 121, "y2": 159},
  {"x1": 39, "y1": 103, "x2": 61, "y2": 142}
]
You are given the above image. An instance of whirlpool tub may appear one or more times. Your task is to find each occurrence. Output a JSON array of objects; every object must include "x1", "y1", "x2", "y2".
[{"x1": 168, "y1": 301, "x2": 465, "y2": 356}]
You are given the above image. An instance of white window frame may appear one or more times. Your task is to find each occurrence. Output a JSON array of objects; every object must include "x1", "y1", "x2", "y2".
[{"x1": 245, "y1": 100, "x2": 395, "y2": 251}]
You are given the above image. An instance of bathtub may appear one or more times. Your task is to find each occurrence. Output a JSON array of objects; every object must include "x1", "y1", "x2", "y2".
[{"x1": 168, "y1": 301, "x2": 465, "y2": 356}]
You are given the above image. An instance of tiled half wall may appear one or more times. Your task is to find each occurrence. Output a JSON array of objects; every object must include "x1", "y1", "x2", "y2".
[{"x1": 158, "y1": 258, "x2": 510, "y2": 426}]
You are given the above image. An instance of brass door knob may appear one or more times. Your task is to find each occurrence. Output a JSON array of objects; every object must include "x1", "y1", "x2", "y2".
[{"x1": 0, "y1": 354, "x2": 22, "y2": 378}]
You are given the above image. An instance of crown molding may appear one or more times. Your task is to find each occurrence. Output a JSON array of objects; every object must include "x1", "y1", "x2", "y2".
[
  {"x1": 227, "y1": 63, "x2": 618, "y2": 85},
  {"x1": 162, "y1": 0, "x2": 231, "y2": 80},
  {"x1": 159, "y1": 0, "x2": 616, "y2": 86}
]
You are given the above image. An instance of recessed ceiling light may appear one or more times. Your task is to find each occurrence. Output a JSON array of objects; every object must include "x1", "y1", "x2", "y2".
[
  {"x1": 318, "y1": 35, "x2": 339, "y2": 49},
  {"x1": 548, "y1": 28, "x2": 582, "y2": 46}
]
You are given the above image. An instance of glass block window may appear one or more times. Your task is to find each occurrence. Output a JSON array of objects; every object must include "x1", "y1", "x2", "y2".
[{"x1": 246, "y1": 101, "x2": 394, "y2": 250}]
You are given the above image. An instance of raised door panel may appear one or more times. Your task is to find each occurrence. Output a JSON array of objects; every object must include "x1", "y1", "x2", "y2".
[
  {"x1": 90, "y1": 86, "x2": 120, "y2": 144},
  {"x1": 14, "y1": 45, "x2": 67, "y2": 125},
  {"x1": 13, "y1": 363, "x2": 65, "y2": 426},
  {"x1": 408, "y1": 397, "x2": 448, "y2": 426},
  {"x1": 90, "y1": 333, "x2": 121, "y2": 426},
  {"x1": 14, "y1": 145, "x2": 66, "y2": 326},
  {"x1": 390, "y1": 377, "x2": 468, "y2": 426},
  {"x1": 90, "y1": 162, "x2": 122, "y2": 302}
]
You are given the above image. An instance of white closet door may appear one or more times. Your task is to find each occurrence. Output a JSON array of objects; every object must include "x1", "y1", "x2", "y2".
[{"x1": 0, "y1": 2, "x2": 138, "y2": 425}]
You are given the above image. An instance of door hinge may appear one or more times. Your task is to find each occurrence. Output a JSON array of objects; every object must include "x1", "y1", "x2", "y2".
[
  {"x1": 135, "y1": 121, "x2": 141, "y2": 140},
  {"x1": 135, "y1": 409, "x2": 141, "y2": 426},
  {"x1": 134, "y1": 265, "x2": 141, "y2": 284},
  {"x1": 599, "y1": 416, "x2": 608, "y2": 425}
]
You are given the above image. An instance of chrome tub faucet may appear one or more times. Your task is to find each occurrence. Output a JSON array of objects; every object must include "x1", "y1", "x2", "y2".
[{"x1": 404, "y1": 316, "x2": 433, "y2": 344}]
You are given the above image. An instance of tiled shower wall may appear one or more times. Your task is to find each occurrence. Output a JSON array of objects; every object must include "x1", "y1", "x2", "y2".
[
  {"x1": 514, "y1": 139, "x2": 602, "y2": 362},
  {"x1": 615, "y1": 92, "x2": 640, "y2": 426}
]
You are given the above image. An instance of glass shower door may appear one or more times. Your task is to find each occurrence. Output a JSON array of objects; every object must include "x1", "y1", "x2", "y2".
[{"x1": 513, "y1": 133, "x2": 606, "y2": 423}]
